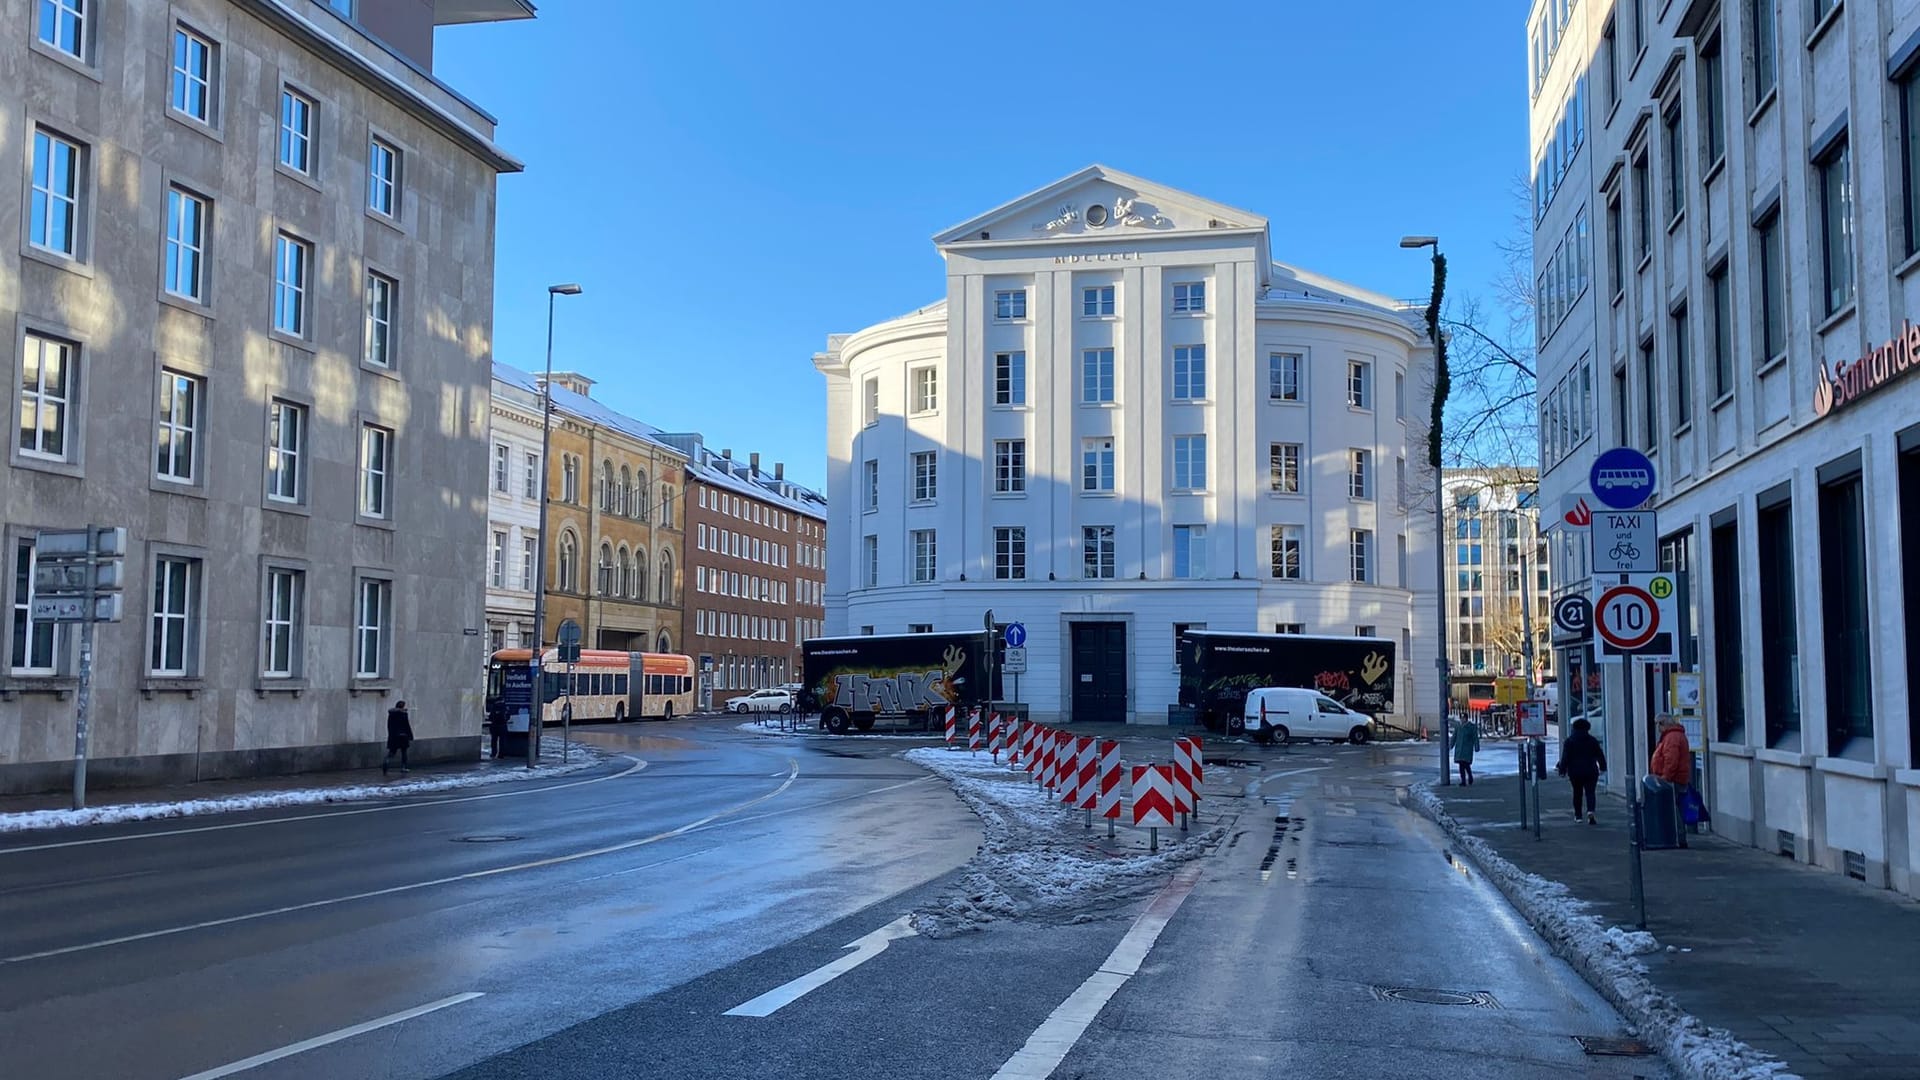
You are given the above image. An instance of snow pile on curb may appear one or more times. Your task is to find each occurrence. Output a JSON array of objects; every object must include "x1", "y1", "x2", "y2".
[
  {"x1": 904, "y1": 747, "x2": 1221, "y2": 937},
  {"x1": 1408, "y1": 784, "x2": 1797, "y2": 1080},
  {"x1": 0, "y1": 736, "x2": 607, "y2": 835}
]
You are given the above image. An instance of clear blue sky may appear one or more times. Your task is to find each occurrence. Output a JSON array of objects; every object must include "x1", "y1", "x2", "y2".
[{"x1": 435, "y1": 1, "x2": 1527, "y2": 492}]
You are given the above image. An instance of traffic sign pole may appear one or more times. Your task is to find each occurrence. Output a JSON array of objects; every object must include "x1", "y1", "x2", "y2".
[{"x1": 1589, "y1": 448, "x2": 1658, "y2": 930}]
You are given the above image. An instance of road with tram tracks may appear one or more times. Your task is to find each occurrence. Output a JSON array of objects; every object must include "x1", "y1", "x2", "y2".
[{"x1": 0, "y1": 721, "x2": 1662, "y2": 1079}]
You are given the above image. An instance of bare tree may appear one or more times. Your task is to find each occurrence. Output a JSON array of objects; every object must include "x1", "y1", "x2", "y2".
[{"x1": 1442, "y1": 177, "x2": 1539, "y2": 472}]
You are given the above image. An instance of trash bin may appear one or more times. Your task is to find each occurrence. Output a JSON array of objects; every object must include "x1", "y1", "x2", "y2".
[{"x1": 1640, "y1": 776, "x2": 1682, "y2": 850}]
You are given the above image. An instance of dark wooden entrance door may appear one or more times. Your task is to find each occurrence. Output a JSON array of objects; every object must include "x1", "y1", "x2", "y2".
[{"x1": 1070, "y1": 622, "x2": 1128, "y2": 723}]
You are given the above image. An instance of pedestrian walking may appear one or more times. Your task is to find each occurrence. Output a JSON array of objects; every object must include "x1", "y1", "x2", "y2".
[
  {"x1": 1649, "y1": 716, "x2": 1693, "y2": 848},
  {"x1": 486, "y1": 698, "x2": 506, "y2": 761},
  {"x1": 1452, "y1": 713, "x2": 1481, "y2": 786},
  {"x1": 383, "y1": 699, "x2": 414, "y2": 776},
  {"x1": 1555, "y1": 717, "x2": 1607, "y2": 824}
]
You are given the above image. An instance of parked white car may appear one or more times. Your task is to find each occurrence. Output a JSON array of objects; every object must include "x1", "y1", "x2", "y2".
[
  {"x1": 728, "y1": 689, "x2": 795, "y2": 714},
  {"x1": 1243, "y1": 687, "x2": 1374, "y2": 745}
]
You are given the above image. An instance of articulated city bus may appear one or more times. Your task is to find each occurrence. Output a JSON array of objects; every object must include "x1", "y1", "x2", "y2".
[{"x1": 485, "y1": 648, "x2": 697, "y2": 726}]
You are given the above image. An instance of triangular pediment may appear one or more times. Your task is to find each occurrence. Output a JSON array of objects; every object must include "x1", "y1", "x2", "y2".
[{"x1": 933, "y1": 165, "x2": 1269, "y2": 248}]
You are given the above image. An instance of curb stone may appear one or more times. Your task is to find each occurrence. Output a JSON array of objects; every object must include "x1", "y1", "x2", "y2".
[{"x1": 1402, "y1": 783, "x2": 1798, "y2": 1080}]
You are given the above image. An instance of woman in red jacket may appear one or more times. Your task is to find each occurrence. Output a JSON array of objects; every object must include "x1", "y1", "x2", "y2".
[{"x1": 1649, "y1": 717, "x2": 1693, "y2": 847}]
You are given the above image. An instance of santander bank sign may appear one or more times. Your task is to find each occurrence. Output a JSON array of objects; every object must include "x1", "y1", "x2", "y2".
[{"x1": 1813, "y1": 321, "x2": 1920, "y2": 418}]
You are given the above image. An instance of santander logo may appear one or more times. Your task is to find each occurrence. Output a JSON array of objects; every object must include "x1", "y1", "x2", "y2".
[{"x1": 1563, "y1": 498, "x2": 1593, "y2": 528}]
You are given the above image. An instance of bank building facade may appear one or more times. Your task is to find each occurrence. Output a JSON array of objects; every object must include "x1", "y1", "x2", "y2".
[{"x1": 815, "y1": 166, "x2": 1438, "y2": 726}]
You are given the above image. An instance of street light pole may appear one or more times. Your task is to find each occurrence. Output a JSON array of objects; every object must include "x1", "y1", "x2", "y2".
[
  {"x1": 1402, "y1": 236, "x2": 1450, "y2": 784},
  {"x1": 529, "y1": 283, "x2": 583, "y2": 768}
]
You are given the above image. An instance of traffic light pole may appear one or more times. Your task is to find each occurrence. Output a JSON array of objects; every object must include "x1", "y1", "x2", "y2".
[{"x1": 71, "y1": 548, "x2": 97, "y2": 812}]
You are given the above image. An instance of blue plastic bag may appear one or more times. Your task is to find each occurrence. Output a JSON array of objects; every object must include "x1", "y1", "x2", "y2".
[{"x1": 1681, "y1": 788, "x2": 1708, "y2": 825}]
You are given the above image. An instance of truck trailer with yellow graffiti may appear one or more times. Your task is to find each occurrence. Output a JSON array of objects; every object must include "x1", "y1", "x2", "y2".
[
  {"x1": 1177, "y1": 630, "x2": 1396, "y2": 735},
  {"x1": 801, "y1": 632, "x2": 1001, "y2": 735}
]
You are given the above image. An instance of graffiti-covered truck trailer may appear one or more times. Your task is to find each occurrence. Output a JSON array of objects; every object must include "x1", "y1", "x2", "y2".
[
  {"x1": 1178, "y1": 631, "x2": 1396, "y2": 734},
  {"x1": 801, "y1": 632, "x2": 1000, "y2": 735}
]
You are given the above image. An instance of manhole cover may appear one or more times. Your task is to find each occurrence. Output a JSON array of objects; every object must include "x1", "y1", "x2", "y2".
[
  {"x1": 1574, "y1": 1036, "x2": 1656, "y2": 1056},
  {"x1": 455, "y1": 834, "x2": 522, "y2": 843},
  {"x1": 1370, "y1": 986, "x2": 1501, "y2": 1008}
]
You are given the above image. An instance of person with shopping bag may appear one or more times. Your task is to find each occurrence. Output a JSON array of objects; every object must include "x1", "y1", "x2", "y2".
[{"x1": 1649, "y1": 716, "x2": 1694, "y2": 848}]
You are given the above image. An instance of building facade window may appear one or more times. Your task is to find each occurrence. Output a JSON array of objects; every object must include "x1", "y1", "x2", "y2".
[
  {"x1": 862, "y1": 377, "x2": 878, "y2": 426},
  {"x1": 1662, "y1": 103, "x2": 1685, "y2": 221},
  {"x1": 1606, "y1": 194, "x2": 1624, "y2": 295},
  {"x1": 364, "y1": 272, "x2": 396, "y2": 368},
  {"x1": 37, "y1": 0, "x2": 87, "y2": 60},
  {"x1": 29, "y1": 128, "x2": 82, "y2": 258},
  {"x1": 862, "y1": 535, "x2": 878, "y2": 588},
  {"x1": 170, "y1": 27, "x2": 215, "y2": 124},
  {"x1": 1671, "y1": 306, "x2": 1691, "y2": 430},
  {"x1": 265, "y1": 399, "x2": 305, "y2": 503},
  {"x1": 164, "y1": 187, "x2": 207, "y2": 302},
  {"x1": 1903, "y1": 66, "x2": 1920, "y2": 258},
  {"x1": 910, "y1": 529, "x2": 937, "y2": 583},
  {"x1": 1172, "y1": 435, "x2": 1206, "y2": 490},
  {"x1": 1173, "y1": 524, "x2": 1207, "y2": 579},
  {"x1": 1270, "y1": 442, "x2": 1301, "y2": 493},
  {"x1": 1631, "y1": 150, "x2": 1651, "y2": 260},
  {"x1": 359, "y1": 424, "x2": 391, "y2": 518},
  {"x1": 1082, "y1": 285, "x2": 1115, "y2": 316},
  {"x1": 1082, "y1": 525, "x2": 1116, "y2": 579},
  {"x1": 11, "y1": 541, "x2": 58, "y2": 674},
  {"x1": 490, "y1": 530, "x2": 506, "y2": 587},
  {"x1": 1350, "y1": 529, "x2": 1373, "y2": 583},
  {"x1": 1269, "y1": 352, "x2": 1302, "y2": 402},
  {"x1": 1348, "y1": 449, "x2": 1372, "y2": 499},
  {"x1": 1171, "y1": 281, "x2": 1206, "y2": 313},
  {"x1": 1710, "y1": 517, "x2": 1744, "y2": 742},
  {"x1": 994, "y1": 289, "x2": 1027, "y2": 320},
  {"x1": 1817, "y1": 136, "x2": 1854, "y2": 316},
  {"x1": 1347, "y1": 359, "x2": 1372, "y2": 409},
  {"x1": 155, "y1": 370, "x2": 200, "y2": 483},
  {"x1": 18, "y1": 332, "x2": 75, "y2": 461},
  {"x1": 1270, "y1": 525, "x2": 1302, "y2": 580},
  {"x1": 1757, "y1": 497, "x2": 1800, "y2": 748},
  {"x1": 557, "y1": 531, "x2": 577, "y2": 591},
  {"x1": 1820, "y1": 471, "x2": 1872, "y2": 755},
  {"x1": 1639, "y1": 340, "x2": 1657, "y2": 451},
  {"x1": 994, "y1": 526, "x2": 1025, "y2": 580},
  {"x1": 273, "y1": 233, "x2": 310, "y2": 336},
  {"x1": 355, "y1": 578, "x2": 391, "y2": 678},
  {"x1": 368, "y1": 136, "x2": 399, "y2": 217},
  {"x1": 911, "y1": 451, "x2": 937, "y2": 502},
  {"x1": 1172, "y1": 345, "x2": 1207, "y2": 400},
  {"x1": 1757, "y1": 209, "x2": 1785, "y2": 363},
  {"x1": 1082, "y1": 437, "x2": 1115, "y2": 492},
  {"x1": 994, "y1": 351, "x2": 1025, "y2": 406},
  {"x1": 279, "y1": 88, "x2": 314, "y2": 173},
  {"x1": 863, "y1": 459, "x2": 879, "y2": 511},
  {"x1": 1749, "y1": 0, "x2": 1777, "y2": 108},
  {"x1": 1699, "y1": 32, "x2": 1725, "y2": 167},
  {"x1": 1709, "y1": 266, "x2": 1732, "y2": 398},
  {"x1": 994, "y1": 439, "x2": 1026, "y2": 493},
  {"x1": 1082, "y1": 348, "x2": 1115, "y2": 403},
  {"x1": 910, "y1": 366, "x2": 938, "y2": 414},
  {"x1": 150, "y1": 555, "x2": 199, "y2": 676},
  {"x1": 261, "y1": 568, "x2": 303, "y2": 677},
  {"x1": 493, "y1": 444, "x2": 510, "y2": 493}
]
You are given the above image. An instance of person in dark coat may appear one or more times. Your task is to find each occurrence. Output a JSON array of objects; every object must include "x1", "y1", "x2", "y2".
[
  {"x1": 383, "y1": 700, "x2": 414, "y2": 775},
  {"x1": 485, "y1": 699, "x2": 506, "y2": 761},
  {"x1": 1555, "y1": 717, "x2": 1608, "y2": 824}
]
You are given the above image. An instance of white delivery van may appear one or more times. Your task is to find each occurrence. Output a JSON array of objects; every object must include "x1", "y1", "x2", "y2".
[{"x1": 1242, "y1": 687, "x2": 1375, "y2": 745}]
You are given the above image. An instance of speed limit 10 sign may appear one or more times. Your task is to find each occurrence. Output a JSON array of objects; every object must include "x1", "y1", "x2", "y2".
[{"x1": 1594, "y1": 573, "x2": 1678, "y2": 661}]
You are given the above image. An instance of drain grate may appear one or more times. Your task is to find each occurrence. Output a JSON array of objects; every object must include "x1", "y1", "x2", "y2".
[
  {"x1": 1370, "y1": 986, "x2": 1501, "y2": 1009},
  {"x1": 1573, "y1": 1036, "x2": 1656, "y2": 1057},
  {"x1": 455, "y1": 834, "x2": 522, "y2": 843}
]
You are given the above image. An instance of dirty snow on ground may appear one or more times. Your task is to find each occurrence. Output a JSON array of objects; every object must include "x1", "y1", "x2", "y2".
[
  {"x1": 0, "y1": 736, "x2": 607, "y2": 835},
  {"x1": 1410, "y1": 784, "x2": 1797, "y2": 1080},
  {"x1": 904, "y1": 747, "x2": 1221, "y2": 938}
]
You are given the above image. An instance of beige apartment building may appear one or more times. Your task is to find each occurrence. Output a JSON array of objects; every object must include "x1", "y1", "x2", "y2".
[{"x1": 0, "y1": 0, "x2": 528, "y2": 793}]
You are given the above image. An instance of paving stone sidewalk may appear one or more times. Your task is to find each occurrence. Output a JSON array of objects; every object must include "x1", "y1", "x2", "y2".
[{"x1": 1430, "y1": 777, "x2": 1920, "y2": 1079}]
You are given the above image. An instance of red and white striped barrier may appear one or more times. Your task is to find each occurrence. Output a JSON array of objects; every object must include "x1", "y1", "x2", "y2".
[
  {"x1": 1075, "y1": 737, "x2": 1099, "y2": 812},
  {"x1": 1171, "y1": 738, "x2": 1194, "y2": 817},
  {"x1": 1005, "y1": 720, "x2": 1022, "y2": 765},
  {"x1": 988, "y1": 713, "x2": 1005, "y2": 761},
  {"x1": 1063, "y1": 736, "x2": 1091, "y2": 808},
  {"x1": 1039, "y1": 729, "x2": 1058, "y2": 791},
  {"x1": 1132, "y1": 764, "x2": 1176, "y2": 850},
  {"x1": 943, "y1": 705, "x2": 956, "y2": 747},
  {"x1": 1016, "y1": 722, "x2": 1036, "y2": 773},
  {"x1": 1052, "y1": 731, "x2": 1075, "y2": 797},
  {"x1": 1096, "y1": 742, "x2": 1124, "y2": 829},
  {"x1": 968, "y1": 707, "x2": 982, "y2": 753},
  {"x1": 1184, "y1": 735, "x2": 1204, "y2": 805}
]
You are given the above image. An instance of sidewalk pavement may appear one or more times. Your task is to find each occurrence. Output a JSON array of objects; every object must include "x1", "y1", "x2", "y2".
[
  {"x1": 1426, "y1": 775, "x2": 1920, "y2": 1079},
  {"x1": 0, "y1": 737, "x2": 598, "y2": 826}
]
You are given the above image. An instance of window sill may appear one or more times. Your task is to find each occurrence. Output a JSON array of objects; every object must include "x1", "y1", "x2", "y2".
[
  {"x1": 1080, "y1": 314, "x2": 1118, "y2": 322},
  {"x1": 275, "y1": 161, "x2": 322, "y2": 194},
  {"x1": 1805, "y1": 2, "x2": 1844, "y2": 50},
  {"x1": 1081, "y1": 491, "x2": 1118, "y2": 499},
  {"x1": 1816, "y1": 754, "x2": 1885, "y2": 779},
  {"x1": 141, "y1": 679, "x2": 204, "y2": 698},
  {"x1": 157, "y1": 290, "x2": 214, "y2": 320},
  {"x1": 1747, "y1": 87, "x2": 1778, "y2": 128},
  {"x1": 1349, "y1": 405, "x2": 1373, "y2": 416},
  {"x1": 1265, "y1": 398, "x2": 1304, "y2": 406},
  {"x1": 1081, "y1": 401, "x2": 1121, "y2": 409},
  {"x1": 1709, "y1": 741, "x2": 1755, "y2": 759},
  {"x1": 0, "y1": 678, "x2": 76, "y2": 699},
  {"x1": 1701, "y1": 155, "x2": 1728, "y2": 188},
  {"x1": 908, "y1": 499, "x2": 937, "y2": 508},
  {"x1": 20, "y1": 244, "x2": 94, "y2": 280},
  {"x1": 1815, "y1": 302, "x2": 1857, "y2": 337},
  {"x1": 167, "y1": 109, "x2": 223, "y2": 144},
  {"x1": 990, "y1": 403, "x2": 1030, "y2": 412},
  {"x1": 360, "y1": 361, "x2": 401, "y2": 382},
  {"x1": 1635, "y1": 252, "x2": 1653, "y2": 275},
  {"x1": 1673, "y1": 421, "x2": 1693, "y2": 438},
  {"x1": 28, "y1": 39, "x2": 101, "y2": 81},
  {"x1": 1170, "y1": 398, "x2": 1209, "y2": 406},
  {"x1": 1710, "y1": 390, "x2": 1734, "y2": 412},
  {"x1": 1755, "y1": 351, "x2": 1788, "y2": 377},
  {"x1": 1898, "y1": 249, "x2": 1920, "y2": 280},
  {"x1": 1895, "y1": 768, "x2": 1920, "y2": 789},
  {"x1": 1268, "y1": 490, "x2": 1304, "y2": 499},
  {"x1": 990, "y1": 491, "x2": 1027, "y2": 499},
  {"x1": 1170, "y1": 489, "x2": 1209, "y2": 497},
  {"x1": 366, "y1": 208, "x2": 407, "y2": 236},
  {"x1": 264, "y1": 497, "x2": 311, "y2": 517},
  {"x1": 1754, "y1": 746, "x2": 1813, "y2": 768},
  {"x1": 255, "y1": 680, "x2": 308, "y2": 697},
  {"x1": 356, "y1": 515, "x2": 397, "y2": 533},
  {"x1": 863, "y1": 507, "x2": 877, "y2": 515},
  {"x1": 1666, "y1": 209, "x2": 1686, "y2": 235},
  {"x1": 908, "y1": 411, "x2": 939, "y2": 420},
  {"x1": 10, "y1": 453, "x2": 84, "y2": 481},
  {"x1": 150, "y1": 476, "x2": 207, "y2": 499},
  {"x1": 1611, "y1": 289, "x2": 1625, "y2": 308},
  {"x1": 350, "y1": 680, "x2": 395, "y2": 696},
  {"x1": 270, "y1": 329, "x2": 316, "y2": 354}
]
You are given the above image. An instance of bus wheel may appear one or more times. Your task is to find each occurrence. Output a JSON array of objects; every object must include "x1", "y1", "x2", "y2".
[
  {"x1": 823, "y1": 711, "x2": 850, "y2": 735},
  {"x1": 613, "y1": 702, "x2": 626, "y2": 724},
  {"x1": 663, "y1": 701, "x2": 674, "y2": 721}
]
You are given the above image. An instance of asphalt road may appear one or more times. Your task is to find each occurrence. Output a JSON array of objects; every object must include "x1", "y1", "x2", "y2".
[{"x1": 0, "y1": 724, "x2": 1666, "y2": 1080}]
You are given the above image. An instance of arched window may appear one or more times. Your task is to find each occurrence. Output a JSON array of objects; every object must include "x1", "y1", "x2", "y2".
[
  {"x1": 617, "y1": 544, "x2": 632, "y2": 597},
  {"x1": 660, "y1": 486, "x2": 675, "y2": 528},
  {"x1": 635, "y1": 469, "x2": 650, "y2": 521},
  {"x1": 557, "y1": 531, "x2": 579, "y2": 591},
  {"x1": 656, "y1": 630, "x2": 671, "y2": 653},
  {"x1": 561, "y1": 457, "x2": 578, "y2": 504},
  {"x1": 633, "y1": 548, "x2": 650, "y2": 603},
  {"x1": 658, "y1": 549, "x2": 675, "y2": 605},
  {"x1": 597, "y1": 542, "x2": 615, "y2": 595},
  {"x1": 600, "y1": 461, "x2": 615, "y2": 512},
  {"x1": 619, "y1": 466, "x2": 632, "y2": 516}
]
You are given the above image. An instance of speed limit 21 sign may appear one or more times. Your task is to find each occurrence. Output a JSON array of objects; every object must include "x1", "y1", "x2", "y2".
[{"x1": 1594, "y1": 573, "x2": 1678, "y2": 661}]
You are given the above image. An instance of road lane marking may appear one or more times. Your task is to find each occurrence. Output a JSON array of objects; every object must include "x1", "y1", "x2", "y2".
[
  {"x1": 680, "y1": 774, "x2": 935, "y2": 837},
  {"x1": 0, "y1": 757, "x2": 650, "y2": 856},
  {"x1": 991, "y1": 864, "x2": 1204, "y2": 1080},
  {"x1": 176, "y1": 992, "x2": 483, "y2": 1079},
  {"x1": 1242, "y1": 766, "x2": 1331, "y2": 799},
  {"x1": 569, "y1": 846, "x2": 721, "y2": 886},
  {"x1": 0, "y1": 761, "x2": 801, "y2": 966},
  {"x1": 723, "y1": 915, "x2": 916, "y2": 1017}
]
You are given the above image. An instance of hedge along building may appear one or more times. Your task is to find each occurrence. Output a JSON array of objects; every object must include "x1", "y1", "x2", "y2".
[{"x1": 814, "y1": 166, "x2": 1438, "y2": 726}]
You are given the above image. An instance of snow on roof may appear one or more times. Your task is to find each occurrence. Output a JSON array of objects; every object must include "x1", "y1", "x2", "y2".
[{"x1": 493, "y1": 362, "x2": 685, "y2": 459}]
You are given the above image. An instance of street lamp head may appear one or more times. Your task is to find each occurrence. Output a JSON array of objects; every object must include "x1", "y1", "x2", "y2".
[
  {"x1": 548, "y1": 283, "x2": 583, "y2": 296},
  {"x1": 1399, "y1": 236, "x2": 1439, "y2": 250}
]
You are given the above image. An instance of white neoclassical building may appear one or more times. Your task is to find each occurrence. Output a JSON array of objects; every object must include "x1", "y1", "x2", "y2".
[{"x1": 815, "y1": 167, "x2": 1438, "y2": 725}]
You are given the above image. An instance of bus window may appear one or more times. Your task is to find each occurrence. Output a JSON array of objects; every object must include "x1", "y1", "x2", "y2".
[
  {"x1": 681, "y1": 676, "x2": 693, "y2": 694},
  {"x1": 615, "y1": 673, "x2": 628, "y2": 696},
  {"x1": 486, "y1": 664, "x2": 504, "y2": 697}
]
